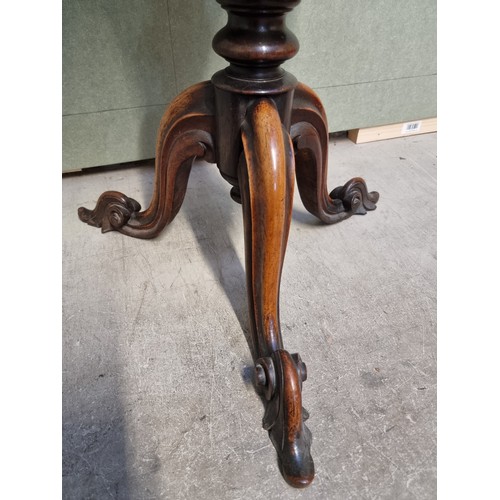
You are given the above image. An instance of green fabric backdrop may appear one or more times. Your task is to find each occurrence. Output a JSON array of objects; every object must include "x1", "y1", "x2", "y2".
[{"x1": 63, "y1": 0, "x2": 436, "y2": 171}]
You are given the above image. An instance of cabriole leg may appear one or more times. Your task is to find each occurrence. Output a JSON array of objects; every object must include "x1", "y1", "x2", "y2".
[
  {"x1": 78, "y1": 82, "x2": 216, "y2": 239},
  {"x1": 291, "y1": 83, "x2": 379, "y2": 224},
  {"x1": 239, "y1": 99, "x2": 314, "y2": 488}
]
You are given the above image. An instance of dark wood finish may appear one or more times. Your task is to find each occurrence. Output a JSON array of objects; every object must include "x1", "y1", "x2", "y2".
[
  {"x1": 291, "y1": 83, "x2": 379, "y2": 223},
  {"x1": 238, "y1": 100, "x2": 313, "y2": 487},
  {"x1": 78, "y1": 82, "x2": 216, "y2": 239},
  {"x1": 257, "y1": 350, "x2": 314, "y2": 487},
  {"x1": 78, "y1": 0, "x2": 378, "y2": 488},
  {"x1": 213, "y1": 0, "x2": 300, "y2": 80},
  {"x1": 239, "y1": 99, "x2": 294, "y2": 358}
]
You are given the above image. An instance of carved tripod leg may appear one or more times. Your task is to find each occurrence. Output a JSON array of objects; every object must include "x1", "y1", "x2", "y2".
[
  {"x1": 78, "y1": 82, "x2": 216, "y2": 239},
  {"x1": 239, "y1": 99, "x2": 314, "y2": 488},
  {"x1": 291, "y1": 82, "x2": 379, "y2": 224}
]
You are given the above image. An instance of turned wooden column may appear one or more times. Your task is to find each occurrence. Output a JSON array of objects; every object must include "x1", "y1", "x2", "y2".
[{"x1": 78, "y1": 0, "x2": 378, "y2": 488}]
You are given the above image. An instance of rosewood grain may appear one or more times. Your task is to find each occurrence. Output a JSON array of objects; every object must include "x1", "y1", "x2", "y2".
[
  {"x1": 291, "y1": 83, "x2": 379, "y2": 223},
  {"x1": 78, "y1": 82, "x2": 216, "y2": 239},
  {"x1": 78, "y1": 0, "x2": 378, "y2": 488}
]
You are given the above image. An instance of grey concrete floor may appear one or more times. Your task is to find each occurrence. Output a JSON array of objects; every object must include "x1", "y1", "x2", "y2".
[{"x1": 63, "y1": 133, "x2": 436, "y2": 500}]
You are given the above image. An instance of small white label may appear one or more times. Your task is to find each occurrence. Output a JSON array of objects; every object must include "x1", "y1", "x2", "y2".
[{"x1": 402, "y1": 121, "x2": 422, "y2": 134}]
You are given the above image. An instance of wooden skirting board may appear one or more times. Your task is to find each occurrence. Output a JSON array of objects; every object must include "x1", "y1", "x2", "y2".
[{"x1": 348, "y1": 118, "x2": 437, "y2": 144}]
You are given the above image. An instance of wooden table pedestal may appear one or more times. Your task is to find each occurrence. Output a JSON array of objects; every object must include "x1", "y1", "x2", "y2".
[{"x1": 78, "y1": 0, "x2": 379, "y2": 488}]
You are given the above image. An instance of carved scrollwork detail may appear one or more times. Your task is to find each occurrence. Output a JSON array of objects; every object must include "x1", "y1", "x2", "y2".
[
  {"x1": 78, "y1": 191, "x2": 141, "y2": 233},
  {"x1": 255, "y1": 350, "x2": 314, "y2": 488},
  {"x1": 77, "y1": 81, "x2": 216, "y2": 240},
  {"x1": 330, "y1": 177, "x2": 379, "y2": 215},
  {"x1": 291, "y1": 82, "x2": 379, "y2": 224}
]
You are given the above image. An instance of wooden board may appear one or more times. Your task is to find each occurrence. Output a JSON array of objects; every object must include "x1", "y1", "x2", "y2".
[{"x1": 348, "y1": 118, "x2": 437, "y2": 144}]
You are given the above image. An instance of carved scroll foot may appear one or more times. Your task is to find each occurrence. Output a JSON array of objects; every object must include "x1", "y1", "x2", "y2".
[
  {"x1": 256, "y1": 350, "x2": 314, "y2": 488},
  {"x1": 330, "y1": 177, "x2": 379, "y2": 216},
  {"x1": 78, "y1": 81, "x2": 216, "y2": 239},
  {"x1": 292, "y1": 82, "x2": 379, "y2": 224},
  {"x1": 78, "y1": 191, "x2": 141, "y2": 233}
]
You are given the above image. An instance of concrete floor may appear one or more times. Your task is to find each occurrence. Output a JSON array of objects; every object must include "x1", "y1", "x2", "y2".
[{"x1": 63, "y1": 133, "x2": 436, "y2": 500}]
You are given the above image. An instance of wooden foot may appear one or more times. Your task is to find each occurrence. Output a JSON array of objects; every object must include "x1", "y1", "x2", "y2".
[
  {"x1": 78, "y1": 82, "x2": 216, "y2": 239},
  {"x1": 239, "y1": 99, "x2": 314, "y2": 487},
  {"x1": 256, "y1": 350, "x2": 314, "y2": 488},
  {"x1": 291, "y1": 83, "x2": 379, "y2": 224}
]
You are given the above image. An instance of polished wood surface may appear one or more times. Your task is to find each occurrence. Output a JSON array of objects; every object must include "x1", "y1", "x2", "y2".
[
  {"x1": 78, "y1": 82, "x2": 216, "y2": 238},
  {"x1": 78, "y1": 0, "x2": 378, "y2": 488},
  {"x1": 292, "y1": 83, "x2": 379, "y2": 223},
  {"x1": 240, "y1": 99, "x2": 293, "y2": 357}
]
